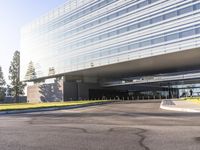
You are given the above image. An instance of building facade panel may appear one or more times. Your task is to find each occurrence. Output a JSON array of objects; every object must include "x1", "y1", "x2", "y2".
[{"x1": 21, "y1": 0, "x2": 200, "y2": 81}]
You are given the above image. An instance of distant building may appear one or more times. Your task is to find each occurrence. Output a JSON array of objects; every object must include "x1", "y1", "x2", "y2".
[
  {"x1": 21, "y1": 0, "x2": 200, "y2": 102},
  {"x1": 5, "y1": 86, "x2": 11, "y2": 97}
]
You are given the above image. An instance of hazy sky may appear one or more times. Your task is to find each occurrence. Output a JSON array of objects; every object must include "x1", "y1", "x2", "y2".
[{"x1": 0, "y1": 0, "x2": 67, "y2": 82}]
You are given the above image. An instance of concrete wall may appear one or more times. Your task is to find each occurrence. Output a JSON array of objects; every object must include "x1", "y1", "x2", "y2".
[
  {"x1": 63, "y1": 81, "x2": 78, "y2": 101},
  {"x1": 27, "y1": 80, "x2": 63, "y2": 103},
  {"x1": 78, "y1": 83, "x2": 101, "y2": 100},
  {"x1": 63, "y1": 82, "x2": 101, "y2": 100},
  {"x1": 27, "y1": 80, "x2": 101, "y2": 102}
]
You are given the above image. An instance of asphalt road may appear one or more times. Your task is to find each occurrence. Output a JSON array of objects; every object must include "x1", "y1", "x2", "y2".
[{"x1": 0, "y1": 101, "x2": 200, "y2": 150}]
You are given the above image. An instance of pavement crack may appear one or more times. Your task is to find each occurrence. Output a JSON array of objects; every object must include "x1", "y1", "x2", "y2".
[
  {"x1": 194, "y1": 137, "x2": 200, "y2": 143},
  {"x1": 135, "y1": 128, "x2": 150, "y2": 150},
  {"x1": 66, "y1": 127, "x2": 88, "y2": 133},
  {"x1": 108, "y1": 127, "x2": 150, "y2": 150}
]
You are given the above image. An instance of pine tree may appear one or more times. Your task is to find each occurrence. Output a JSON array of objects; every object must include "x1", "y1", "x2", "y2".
[
  {"x1": 0, "y1": 66, "x2": 6, "y2": 101},
  {"x1": 9, "y1": 51, "x2": 26, "y2": 102},
  {"x1": 25, "y1": 61, "x2": 37, "y2": 80}
]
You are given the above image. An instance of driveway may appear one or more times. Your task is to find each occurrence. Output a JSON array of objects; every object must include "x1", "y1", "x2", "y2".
[{"x1": 0, "y1": 101, "x2": 200, "y2": 150}]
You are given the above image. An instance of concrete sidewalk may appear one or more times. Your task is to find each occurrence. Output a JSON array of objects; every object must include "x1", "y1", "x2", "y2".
[{"x1": 160, "y1": 99, "x2": 200, "y2": 112}]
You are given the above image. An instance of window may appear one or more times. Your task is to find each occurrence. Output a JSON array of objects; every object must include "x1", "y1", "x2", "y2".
[
  {"x1": 96, "y1": 52, "x2": 101, "y2": 58},
  {"x1": 75, "y1": 42, "x2": 81, "y2": 47},
  {"x1": 93, "y1": 20, "x2": 99, "y2": 26},
  {"x1": 85, "y1": 55, "x2": 90, "y2": 61},
  {"x1": 100, "y1": 17, "x2": 107, "y2": 23},
  {"x1": 194, "y1": 3, "x2": 200, "y2": 10},
  {"x1": 127, "y1": 4, "x2": 138, "y2": 12},
  {"x1": 89, "y1": 6, "x2": 94, "y2": 12},
  {"x1": 71, "y1": 44, "x2": 76, "y2": 49},
  {"x1": 118, "y1": 27, "x2": 128, "y2": 34},
  {"x1": 129, "y1": 43, "x2": 139, "y2": 49},
  {"x1": 85, "y1": 39, "x2": 91, "y2": 44},
  {"x1": 99, "y1": 1, "x2": 107, "y2": 7},
  {"x1": 178, "y1": 6, "x2": 193, "y2": 15},
  {"x1": 149, "y1": 0, "x2": 158, "y2": 3},
  {"x1": 78, "y1": 56, "x2": 84, "y2": 62},
  {"x1": 107, "y1": 0, "x2": 114, "y2": 2},
  {"x1": 101, "y1": 49, "x2": 110, "y2": 56},
  {"x1": 180, "y1": 29, "x2": 195, "y2": 38},
  {"x1": 138, "y1": 1, "x2": 148, "y2": 8},
  {"x1": 98, "y1": 35, "x2": 102, "y2": 40},
  {"x1": 139, "y1": 20, "x2": 151, "y2": 27},
  {"x1": 118, "y1": 9, "x2": 128, "y2": 16},
  {"x1": 90, "y1": 22, "x2": 95, "y2": 27},
  {"x1": 164, "y1": 11, "x2": 177, "y2": 20},
  {"x1": 128, "y1": 24, "x2": 138, "y2": 31},
  {"x1": 77, "y1": 13, "x2": 81, "y2": 18},
  {"x1": 87, "y1": 23, "x2": 92, "y2": 28},
  {"x1": 92, "y1": 52, "x2": 100, "y2": 58},
  {"x1": 109, "y1": 48, "x2": 118, "y2": 54},
  {"x1": 83, "y1": 25, "x2": 88, "y2": 29},
  {"x1": 166, "y1": 33, "x2": 179, "y2": 41},
  {"x1": 79, "y1": 26, "x2": 84, "y2": 30},
  {"x1": 93, "y1": 36, "x2": 99, "y2": 41},
  {"x1": 140, "y1": 40, "x2": 151, "y2": 47},
  {"x1": 92, "y1": 3, "x2": 99, "y2": 11},
  {"x1": 98, "y1": 19, "x2": 102, "y2": 23},
  {"x1": 109, "y1": 30, "x2": 117, "y2": 36},
  {"x1": 71, "y1": 58, "x2": 77, "y2": 64},
  {"x1": 84, "y1": 8, "x2": 91, "y2": 15},
  {"x1": 90, "y1": 38, "x2": 94, "y2": 43},
  {"x1": 100, "y1": 33, "x2": 108, "y2": 39},
  {"x1": 118, "y1": 46, "x2": 128, "y2": 52},
  {"x1": 196, "y1": 27, "x2": 200, "y2": 34},
  {"x1": 108, "y1": 13, "x2": 118, "y2": 20},
  {"x1": 82, "y1": 10, "x2": 87, "y2": 15},
  {"x1": 71, "y1": 15, "x2": 77, "y2": 20},
  {"x1": 151, "y1": 16, "x2": 163, "y2": 23},
  {"x1": 152, "y1": 36, "x2": 165, "y2": 44}
]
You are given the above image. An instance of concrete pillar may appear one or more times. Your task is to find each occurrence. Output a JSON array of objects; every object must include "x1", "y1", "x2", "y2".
[{"x1": 63, "y1": 81, "x2": 78, "y2": 101}]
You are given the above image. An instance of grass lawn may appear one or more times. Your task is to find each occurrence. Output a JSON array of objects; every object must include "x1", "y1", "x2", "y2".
[
  {"x1": 183, "y1": 97, "x2": 200, "y2": 104},
  {"x1": 0, "y1": 100, "x2": 111, "y2": 111}
]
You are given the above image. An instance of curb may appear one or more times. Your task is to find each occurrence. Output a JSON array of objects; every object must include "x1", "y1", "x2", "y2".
[
  {"x1": 0, "y1": 100, "x2": 162, "y2": 115},
  {"x1": 0, "y1": 101, "x2": 115, "y2": 115},
  {"x1": 160, "y1": 100, "x2": 200, "y2": 113}
]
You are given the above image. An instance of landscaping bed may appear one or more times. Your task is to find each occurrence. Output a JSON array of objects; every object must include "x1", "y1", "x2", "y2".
[
  {"x1": 183, "y1": 97, "x2": 200, "y2": 104},
  {"x1": 0, "y1": 100, "x2": 112, "y2": 111}
]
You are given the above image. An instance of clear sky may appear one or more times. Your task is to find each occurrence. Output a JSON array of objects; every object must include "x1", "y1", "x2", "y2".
[{"x1": 0, "y1": 0, "x2": 67, "y2": 83}]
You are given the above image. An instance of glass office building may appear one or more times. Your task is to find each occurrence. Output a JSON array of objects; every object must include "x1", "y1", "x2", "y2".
[{"x1": 21, "y1": 0, "x2": 200, "y2": 101}]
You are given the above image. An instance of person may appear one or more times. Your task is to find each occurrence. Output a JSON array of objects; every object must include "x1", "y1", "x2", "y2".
[{"x1": 190, "y1": 89, "x2": 193, "y2": 97}]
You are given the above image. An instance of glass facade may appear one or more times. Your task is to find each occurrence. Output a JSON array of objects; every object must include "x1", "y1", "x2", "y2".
[{"x1": 21, "y1": 0, "x2": 200, "y2": 81}]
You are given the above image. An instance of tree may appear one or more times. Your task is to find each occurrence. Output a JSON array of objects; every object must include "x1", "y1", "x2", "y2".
[
  {"x1": 0, "y1": 66, "x2": 6, "y2": 101},
  {"x1": 9, "y1": 51, "x2": 26, "y2": 102},
  {"x1": 25, "y1": 61, "x2": 37, "y2": 80}
]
